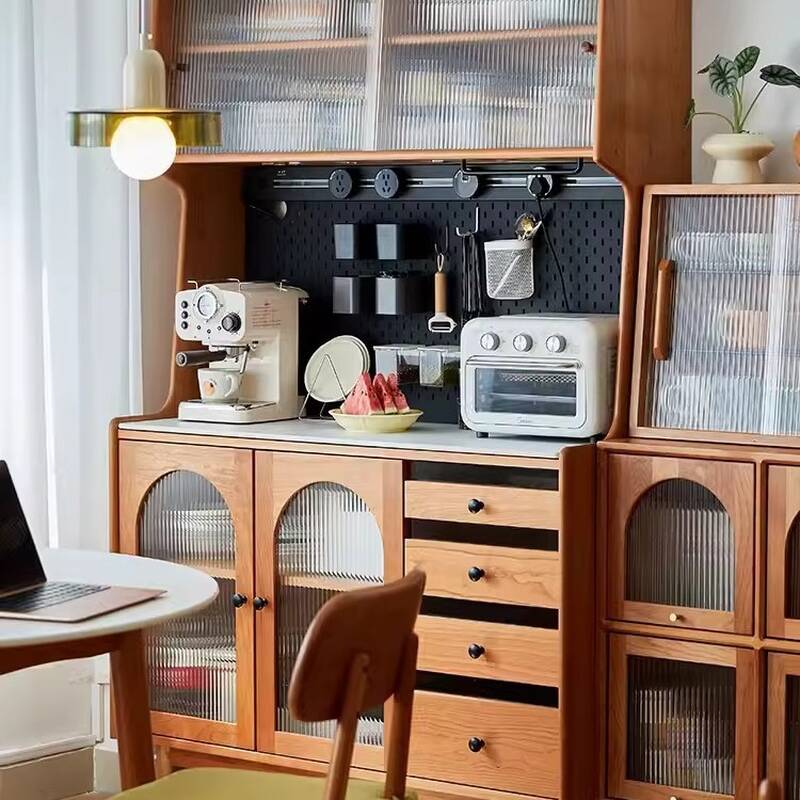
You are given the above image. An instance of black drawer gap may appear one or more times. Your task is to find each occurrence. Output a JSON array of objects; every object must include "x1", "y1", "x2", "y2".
[
  {"x1": 420, "y1": 597, "x2": 559, "y2": 629},
  {"x1": 410, "y1": 520, "x2": 558, "y2": 550},
  {"x1": 416, "y1": 671, "x2": 558, "y2": 707},
  {"x1": 409, "y1": 462, "x2": 559, "y2": 490}
]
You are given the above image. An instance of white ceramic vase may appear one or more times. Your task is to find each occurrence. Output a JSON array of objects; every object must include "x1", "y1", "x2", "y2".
[{"x1": 702, "y1": 133, "x2": 774, "y2": 184}]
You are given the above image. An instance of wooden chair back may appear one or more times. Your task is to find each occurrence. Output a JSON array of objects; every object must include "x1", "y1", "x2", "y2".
[{"x1": 288, "y1": 570, "x2": 426, "y2": 800}]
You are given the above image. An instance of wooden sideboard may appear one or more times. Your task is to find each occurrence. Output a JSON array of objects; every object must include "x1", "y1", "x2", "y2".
[{"x1": 114, "y1": 422, "x2": 595, "y2": 800}]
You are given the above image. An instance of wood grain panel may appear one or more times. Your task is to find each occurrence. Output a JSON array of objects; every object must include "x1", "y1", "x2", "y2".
[
  {"x1": 765, "y1": 652, "x2": 800, "y2": 796},
  {"x1": 607, "y1": 454, "x2": 755, "y2": 634},
  {"x1": 406, "y1": 540, "x2": 560, "y2": 608},
  {"x1": 766, "y1": 466, "x2": 800, "y2": 639},
  {"x1": 409, "y1": 691, "x2": 560, "y2": 798},
  {"x1": 415, "y1": 616, "x2": 559, "y2": 687},
  {"x1": 405, "y1": 481, "x2": 561, "y2": 530}
]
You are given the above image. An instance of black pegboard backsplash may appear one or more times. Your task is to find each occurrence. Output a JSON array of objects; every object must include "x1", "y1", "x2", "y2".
[{"x1": 245, "y1": 164, "x2": 624, "y2": 423}]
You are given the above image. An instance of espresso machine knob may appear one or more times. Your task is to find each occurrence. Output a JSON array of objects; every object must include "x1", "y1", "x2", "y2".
[{"x1": 222, "y1": 313, "x2": 242, "y2": 333}]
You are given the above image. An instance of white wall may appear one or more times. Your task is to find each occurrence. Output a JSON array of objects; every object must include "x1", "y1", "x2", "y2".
[{"x1": 693, "y1": 0, "x2": 800, "y2": 182}]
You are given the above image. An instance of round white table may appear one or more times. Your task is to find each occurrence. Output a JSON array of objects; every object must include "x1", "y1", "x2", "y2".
[{"x1": 0, "y1": 549, "x2": 218, "y2": 790}]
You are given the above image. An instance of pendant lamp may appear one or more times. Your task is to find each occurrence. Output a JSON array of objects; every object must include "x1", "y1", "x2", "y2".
[{"x1": 68, "y1": 0, "x2": 221, "y2": 180}]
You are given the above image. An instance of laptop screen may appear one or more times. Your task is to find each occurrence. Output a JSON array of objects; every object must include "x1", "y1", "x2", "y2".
[{"x1": 0, "y1": 461, "x2": 47, "y2": 593}]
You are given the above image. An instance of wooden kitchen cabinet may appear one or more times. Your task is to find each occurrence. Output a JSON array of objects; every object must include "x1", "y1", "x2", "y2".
[
  {"x1": 607, "y1": 454, "x2": 754, "y2": 635},
  {"x1": 608, "y1": 635, "x2": 757, "y2": 800},
  {"x1": 767, "y1": 466, "x2": 800, "y2": 640},
  {"x1": 766, "y1": 653, "x2": 800, "y2": 800},
  {"x1": 253, "y1": 451, "x2": 403, "y2": 769},
  {"x1": 118, "y1": 441, "x2": 256, "y2": 749}
]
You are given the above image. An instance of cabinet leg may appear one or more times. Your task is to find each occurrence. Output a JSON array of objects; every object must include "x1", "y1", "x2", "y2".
[{"x1": 154, "y1": 745, "x2": 172, "y2": 779}]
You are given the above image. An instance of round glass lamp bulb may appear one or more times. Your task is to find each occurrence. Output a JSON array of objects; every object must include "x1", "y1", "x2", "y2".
[{"x1": 110, "y1": 116, "x2": 176, "y2": 180}]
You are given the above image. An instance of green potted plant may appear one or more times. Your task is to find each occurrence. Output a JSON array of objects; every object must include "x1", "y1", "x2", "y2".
[{"x1": 687, "y1": 47, "x2": 800, "y2": 183}]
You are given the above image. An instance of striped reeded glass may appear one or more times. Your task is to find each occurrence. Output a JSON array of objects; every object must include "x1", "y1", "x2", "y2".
[
  {"x1": 139, "y1": 471, "x2": 237, "y2": 723},
  {"x1": 788, "y1": 676, "x2": 800, "y2": 800},
  {"x1": 167, "y1": 0, "x2": 599, "y2": 153},
  {"x1": 627, "y1": 656, "x2": 736, "y2": 795},
  {"x1": 646, "y1": 194, "x2": 800, "y2": 436},
  {"x1": 625, "y1": 479, "x2": 734, "y2": 612},
  {"x1": 276, "y1": 482, "x2": 383, "y2": 745}
]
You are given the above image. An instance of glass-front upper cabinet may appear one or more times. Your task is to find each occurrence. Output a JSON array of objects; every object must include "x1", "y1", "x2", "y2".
[
  {"x1": 160, "y1": 0, "x2": 599, "y2": 155},
  {"x1": 254, "y1": 452, "x2": 403, "y2": 768},
  {"x1": 118, "y1": 441, "x2": 255, "y2": 749},
  {"x1": 631, "y1": 187, "x2": 800, "y2": 444},
  {"x1": 607, "y1": 454, "x2": 755, "y2": 635}
]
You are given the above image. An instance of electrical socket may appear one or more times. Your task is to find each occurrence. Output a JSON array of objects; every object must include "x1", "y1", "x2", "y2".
[
  {"x1": 374, "y1": 168, "x2": 402, "y2": 199},
  {"x1": 328, "y1": 168, "x2": 354, "y2": 199}
]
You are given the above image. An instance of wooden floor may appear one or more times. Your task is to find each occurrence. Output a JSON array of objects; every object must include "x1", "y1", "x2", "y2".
[{"x1": 65, "y1": 794, "x2": 111, "y2": 799}]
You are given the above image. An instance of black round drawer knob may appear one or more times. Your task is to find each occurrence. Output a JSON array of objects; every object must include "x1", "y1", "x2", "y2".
[
  {"x1": 231, "y1": 593, "x2": 248, "y2": 608},
  {"x1": 253, "y1": 596, "x2": 269, "y2": 611},
  {"x1": 467, "y1": 566, "x2": 485, "y2": 582},
  {"x1": 468, "y1": 643, "x2": 485, "y2": 660},
  {"x1": 468, "y1": 498, "x2": 485, "y2": 514},
  {"x1": 468, "y1": 737, "x2": 486, "y2": 753}
]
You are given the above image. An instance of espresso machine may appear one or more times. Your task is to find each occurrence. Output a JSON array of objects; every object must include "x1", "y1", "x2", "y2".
[{"x1": 175, "y1": 280, "x2": 308, "y2": 423}]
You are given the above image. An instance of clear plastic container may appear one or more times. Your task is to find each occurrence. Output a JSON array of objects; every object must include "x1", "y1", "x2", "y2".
[
  {"x1": 419, "y1": 346, "x2": 460, "y2": 388},
  {"x1": 373, "y1": 345, "x2": 420, "y2": 384}
]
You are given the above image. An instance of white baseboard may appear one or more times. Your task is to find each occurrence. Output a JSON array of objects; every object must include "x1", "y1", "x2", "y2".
[{"x1": 0, "y1": 747, "x2": 94, "y2": 800}]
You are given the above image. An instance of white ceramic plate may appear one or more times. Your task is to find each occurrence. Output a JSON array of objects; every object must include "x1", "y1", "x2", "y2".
[
  {"x1": 329, "y1": 409, "x2": 423, "y2": 434},
  {"x1": 304, "y1": 336, "x2": 369, "y2": 403}
]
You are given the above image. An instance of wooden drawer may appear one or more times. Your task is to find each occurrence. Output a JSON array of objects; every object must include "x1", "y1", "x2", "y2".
[
  {"x1": 405, "y1": 480, "x2": 560, "y2": 530},
  {"x1": 416, "y1": 616, "x2": 560, "y2": 687},
  {"x1": 406, "y1": 540, "x2": 560, "y2": 608},
  {"x1": 409, "y1": 691, "x2": 560, "y2": 797}
]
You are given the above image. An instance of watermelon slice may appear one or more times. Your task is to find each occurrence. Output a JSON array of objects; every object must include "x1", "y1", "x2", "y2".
[
  {"x1": 386, "y1": 373, "x2": 411, "y2": 413},
  {"x1": 373, "y1": 374, "x2": 398, "y2": 414},
  {"x1": 340, "y1": 373, "x2": 384, "y2": 415}
]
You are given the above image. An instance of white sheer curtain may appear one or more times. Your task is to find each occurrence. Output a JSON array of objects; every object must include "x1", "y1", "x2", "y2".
[{"x1": 0, "y1": 0, "x2": 142, "y2": 552}]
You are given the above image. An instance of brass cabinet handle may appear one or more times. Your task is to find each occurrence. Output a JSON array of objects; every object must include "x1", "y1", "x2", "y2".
[
  {"x1": 653, "y1": 259, "x2": 675, "y2": 361},
  {"x1": 669, "y1": 612, "x2": 684, "y2": 623}
]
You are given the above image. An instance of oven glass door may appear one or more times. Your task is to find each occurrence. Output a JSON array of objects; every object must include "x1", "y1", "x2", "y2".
[{"x1": 465, "y1": 357, "x2": 586, "y2": 430}]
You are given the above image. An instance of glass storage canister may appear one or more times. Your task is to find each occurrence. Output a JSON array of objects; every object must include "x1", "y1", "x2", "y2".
[
  {"x1": 419, "y1": 346, "x2": 460, "y2": 388},
  {"x1": 373, "y1": 345, "x2": 421, "y2": 384}
]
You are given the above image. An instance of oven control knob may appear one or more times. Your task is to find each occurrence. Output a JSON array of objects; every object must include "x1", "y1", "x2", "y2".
[
  {"x1": 545, "y1": 334, "x2": 567, "y2": 353},
  {"x1": 513, "y1": 334, "x2": 533, "y2": 352},
  {"x1": 480, "y1": 332, "x2": 500, "y2": 351}
]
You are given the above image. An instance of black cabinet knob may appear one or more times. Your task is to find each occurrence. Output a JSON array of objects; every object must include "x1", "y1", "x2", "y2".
[
  {"x1": 467, "y1": 566, "x2": 485, "y2": 582},
  {"x1": 468, "y1": 498, "x2": 485, "y2": 514},
  {"x1": 253, "y1": 596, "x2": 269, "y2": 611},
  {"x1": 232, "y1": 593, "x2": 248, "y2": 608},
  {"x1": 468, "y1": 737, "x2": 486, "y2": 753},
  {"x1": 468, "y1": 643, "x2": 485, "y2": 660}
]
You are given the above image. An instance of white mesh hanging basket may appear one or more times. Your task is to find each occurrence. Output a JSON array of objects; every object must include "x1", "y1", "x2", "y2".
[{"x1": 484, "y1": 239, "x2": 535, "y2": 300}]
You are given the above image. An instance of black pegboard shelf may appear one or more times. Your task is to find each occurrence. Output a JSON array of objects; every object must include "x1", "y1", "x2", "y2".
[{"x1": 245, "y1": 163, "x2": 624, "y2": 423}]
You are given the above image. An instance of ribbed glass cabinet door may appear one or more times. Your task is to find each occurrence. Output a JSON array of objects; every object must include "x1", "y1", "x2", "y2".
[
  {"x1": 275, "y1": 482, "x2": 384, "y2": 744},
  {"x1": 610, "y1": 636, "x2": 755, "y2": 800},
  {"x1": 163, "y1": 0, "x2": 599, "y2": 154},
  {"x1": 255, "y1": 451, "x2": 403, "y2": 763},
  {"x1": 139, "y1": 470, "x2": 237, "y2": 723},
  {"x1": 635, "y1": 191, "x2": 800, "y2": 440},
  {"x1": 118, "y1": 441, "x2": 255, "y2": 749},
  {"x1": 766, "y1": 654, "x2": 800, "y2": 800},
  {"x1": 608, "y1": 455, "x2": 754, "y2": 635}
]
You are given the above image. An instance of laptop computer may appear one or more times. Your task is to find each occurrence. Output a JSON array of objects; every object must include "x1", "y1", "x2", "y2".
[{"x1": 0, "y1": 461, "x2": 163, "y2": 622}]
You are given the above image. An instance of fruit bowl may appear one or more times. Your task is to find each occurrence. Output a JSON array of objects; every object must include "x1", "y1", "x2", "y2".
[{"x1": 329, "y1": 409, "x2": 423, "y2": 434}]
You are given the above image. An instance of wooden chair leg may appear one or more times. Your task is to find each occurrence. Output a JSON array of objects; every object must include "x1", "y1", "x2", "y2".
[
  {"x1": 111, "y1": 630, "x2": 156, "y2": 789},
  {"x1": 323, "y1": 653, "x2": 370, "y2": 800},
  {"x1": 384, "y1": 634, "x2": 418, "y2": 800}
]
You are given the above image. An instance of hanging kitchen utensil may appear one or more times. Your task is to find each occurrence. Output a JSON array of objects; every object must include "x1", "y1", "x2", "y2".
[
  {"x1": 428, "y1": 231, "x2": 457, "y2": 334},
  {"x1": 457, "y1": 207, "x2": 483, "y2": 322}
]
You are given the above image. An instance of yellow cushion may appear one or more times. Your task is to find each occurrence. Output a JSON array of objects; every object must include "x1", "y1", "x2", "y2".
[{"x1": 114, "y1": 767, "x2": 416, "y2": 799}]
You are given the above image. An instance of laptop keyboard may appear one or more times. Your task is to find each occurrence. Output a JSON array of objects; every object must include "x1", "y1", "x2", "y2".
[{"x1": 0, "y1": 582, "x2": 110, "y2": 613}]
